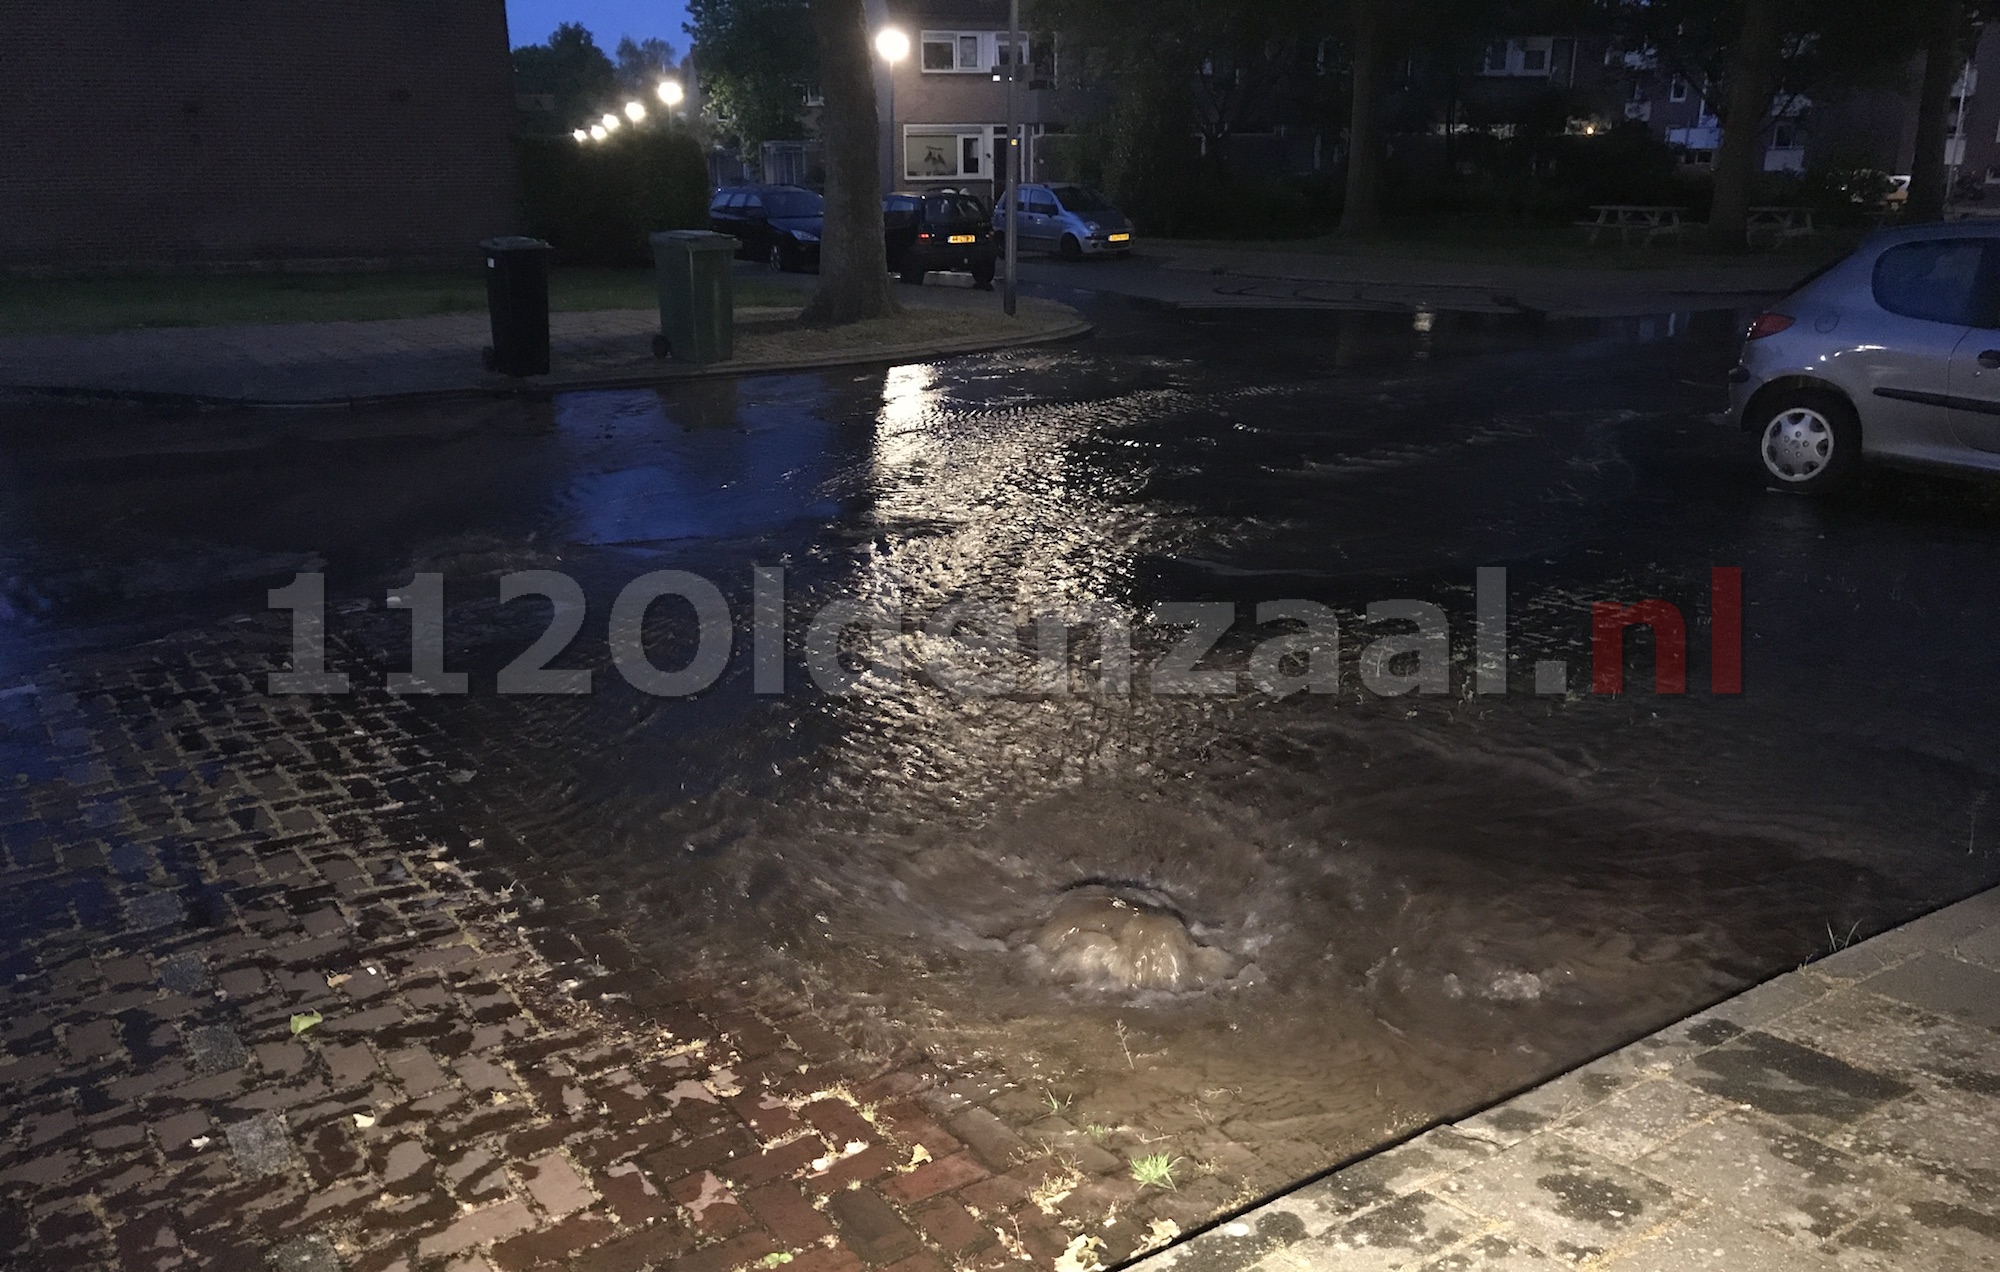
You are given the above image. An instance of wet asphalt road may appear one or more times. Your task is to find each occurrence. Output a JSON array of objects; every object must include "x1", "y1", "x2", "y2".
[{"x1": 5, "y1": 295, "x2": 2000, "y2": 1184}]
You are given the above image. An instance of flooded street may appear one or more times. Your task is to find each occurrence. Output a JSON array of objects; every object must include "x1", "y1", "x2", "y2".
[{"x1": 6, "y1": 298, "x2": 2000, "y2": 1239}]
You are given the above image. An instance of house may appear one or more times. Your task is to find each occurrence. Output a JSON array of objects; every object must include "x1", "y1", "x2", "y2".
[
  {"x1": 1, "y1": 0, "x2": 520, "y2": 272},
  {"x1": 864, "y1": 0, "x2": 1105, "y2": 202}
]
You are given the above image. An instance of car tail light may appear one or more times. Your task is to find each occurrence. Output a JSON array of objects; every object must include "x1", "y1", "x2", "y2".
[{"x1": 1745, "y1": 312, "x2": 1795, "y2": 340}]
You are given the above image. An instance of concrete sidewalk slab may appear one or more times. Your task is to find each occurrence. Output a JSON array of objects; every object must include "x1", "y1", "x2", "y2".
[
  {"x1": 0, "y1": 290, "x2": 1089, "y2": 407},
  {"x1": 1128, "y1": 887, "x2": 2000, "y2": 1272}
]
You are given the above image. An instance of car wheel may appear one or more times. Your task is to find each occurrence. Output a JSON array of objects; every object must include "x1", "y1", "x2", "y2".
[
  {"x1": 1059, "y1": 234, "x2": 1082, "y2": 261},
  {"x1": 899, "y1": 265, "x2": 927, "y2": 285},
  {"x1": 971, "y1": 265, "x2": 995, "y2": 290},
  {"x1": 1755, "y1": 390, "x2": 1859, "y2": 493},
  {"x1": 768, "y1": 243, "x2": 790, "y2": 272}
]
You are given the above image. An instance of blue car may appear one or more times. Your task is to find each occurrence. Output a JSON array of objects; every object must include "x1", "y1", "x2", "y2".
[
  {"x1": 708, "y1": 185, "x2": 823, "y2": 272},
  {"x1": 993, "y1": 183, "x2": 1134, "y2": 259}
]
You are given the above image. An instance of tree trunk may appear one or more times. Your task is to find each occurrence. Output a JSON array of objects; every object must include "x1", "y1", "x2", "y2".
[
  {"x1": 1707, "y1": 0, "x2": 1784, "y2": 251},
  {"x1": 800, "y1": 0, "x2": 898, "y2": 325},
  {"x1": 1906, "y1": 0, "x2": 1965, "y2": 223},
  {"x1": 1340, "y1": 0, "x2": 1384, "y2": 235}
]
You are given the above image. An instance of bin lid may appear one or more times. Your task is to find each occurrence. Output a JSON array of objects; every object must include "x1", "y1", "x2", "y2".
[
  {"x1": 479, "y1": 236, "x2": 551, "y2": 252},
  {"x1": 651, "y1": 230, "x2": 740, "y2": 252}
]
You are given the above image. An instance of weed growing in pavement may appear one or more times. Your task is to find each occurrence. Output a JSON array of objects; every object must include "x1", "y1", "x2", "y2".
[{"x1": 1131, "y1": 1153, "x2": 1178, "y2": 1190}]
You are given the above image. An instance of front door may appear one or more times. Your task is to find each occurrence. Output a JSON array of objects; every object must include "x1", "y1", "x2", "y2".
[
  {"x1": 1856, "y1": 237, "x2": 1983, "y2": 460},
  {"x1": 1946, "y1": 243, "x2": 2000, "y2": 453}
]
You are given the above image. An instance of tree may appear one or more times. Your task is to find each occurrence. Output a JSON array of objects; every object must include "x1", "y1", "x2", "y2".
[
  {"x1": 615, "y1": 36, "x2": 680, "y2": 95},
  {"x1": 1907, "y1": 0, "x2": 1970, "y2": 222},
  {"x1": 685, "y1": 0, "x2": 818, "y2": 151},
  {"x1": 1340, "y1": 0, "x2": 1386, "y2": 233},
  {"x1": 798, "y1": 0, "x2": 898, "y2": 325},
  {"x1": 1706, "y1": 0, "x2": 1785, "y2": 249},
  {"x1": 513, "y1": 23, "x2": 618, "y2": 132}
]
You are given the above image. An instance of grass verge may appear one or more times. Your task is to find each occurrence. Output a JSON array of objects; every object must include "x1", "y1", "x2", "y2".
[{"x1": 1151, "y1": 216, "x2": 1865, "y2": 274}]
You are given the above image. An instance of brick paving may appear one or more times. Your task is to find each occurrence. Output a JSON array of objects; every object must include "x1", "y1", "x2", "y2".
[{"x1": 0, "y1": 620, "x2": 1105, "y2": 1272}]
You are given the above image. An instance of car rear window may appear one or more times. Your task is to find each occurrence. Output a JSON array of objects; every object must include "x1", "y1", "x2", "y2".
[
  {"x1": 924, "y1": 194, "x2": 985, "y2": 223},
  {"x1": 763, "y1": 190, "x2": 823, "y2": 218},
  {"x1": 1872, "y1": 239, "x2": 1993, "y2": 326}
]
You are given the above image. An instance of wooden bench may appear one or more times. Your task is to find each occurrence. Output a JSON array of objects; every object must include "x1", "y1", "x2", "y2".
[
  {"x1": 1576, "y1": 205, "x2": 1689, "y2": 247},
  {"x1": 1746, "y1": 205, "x2": 1816, "y2": 248}
]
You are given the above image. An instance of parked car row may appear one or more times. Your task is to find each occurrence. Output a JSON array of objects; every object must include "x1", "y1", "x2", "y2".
[{"x1": 705, "y1": 183, "x2": 1134, "y2": 284}]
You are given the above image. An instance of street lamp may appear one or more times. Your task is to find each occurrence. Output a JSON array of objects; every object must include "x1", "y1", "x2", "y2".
[
  {"x1": 624, "y1": 100, "x2": 646, "y2": 123},
  {"x1": 657, "y1": 79, "x2": 685, "y2": 108},
  {"x1": 876, "y1": 27, "x2": 909, "y2": 188},
  {"x1": 572, "y1": 128, "x2": 589, "y2": 143},
  {"x1": 601, "y1": 112, "x2": 621, "y2": 131},
  {"x1": 589, "y1": 124, "x2": 608, "y2": 141}
]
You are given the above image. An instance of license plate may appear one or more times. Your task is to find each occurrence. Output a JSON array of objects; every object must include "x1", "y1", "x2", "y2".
[
  {"x1": 1107, "y1": 232, "x2": 1130, "y2": 242},
  {"x1": 948, "y1": 234, "x2": 977, "y2": 244}
]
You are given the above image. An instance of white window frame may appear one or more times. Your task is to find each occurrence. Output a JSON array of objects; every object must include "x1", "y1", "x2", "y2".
[
  {"x1": 920, "y1": 31, "x2": 989, "y2": 74},
  {"x1": 1669, "y1": 76, "x2": 1688, "y2": 102},
  {"x1": 1481, "y1": 37, "x2": 1555, "y2": 78},
  {"x1": 902, "y1": 124, "x2": 992, "y2": 180}
]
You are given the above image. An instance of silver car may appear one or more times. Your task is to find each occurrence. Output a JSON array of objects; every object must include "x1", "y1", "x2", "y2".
[
  {"x1": 1731, "y1": 220, "x2": 2000, "y2": 492},
  {"x1": 994, "y1": 183, "x2": 1134, "y2": 259}
]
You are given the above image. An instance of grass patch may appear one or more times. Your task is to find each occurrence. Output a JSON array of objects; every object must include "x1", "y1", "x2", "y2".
[
  {"x1": 0, "y1": 267, "x2": 802, "y2": 337},
  {"x1": 1152, "y1": 215, "x2": 1862, "y2": 275},
  {"x1": 1130, "y1": 1153, "x2": 1178, "y2": 1190}
]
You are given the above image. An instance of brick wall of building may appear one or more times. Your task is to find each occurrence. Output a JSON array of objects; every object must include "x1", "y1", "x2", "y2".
[{"x1": 1, "y1": 0, "x2": 522, "y2": 272}]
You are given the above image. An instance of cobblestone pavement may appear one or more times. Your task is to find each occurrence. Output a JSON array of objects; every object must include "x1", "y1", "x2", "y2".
[
  {"x1": 0, "y1": 292, "x2": 1085, "y2": 406},
  {"x1": 0, "y1": 622, "x2": 1111, "y2": 1272},
  {"x1": 1129, "y1": 887, "x2": 2000, "y2": 1272}
]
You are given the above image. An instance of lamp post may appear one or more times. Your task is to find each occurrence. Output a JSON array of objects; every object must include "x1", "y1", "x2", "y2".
[
  {"x1": 1004, "y1": 0, "x2": 1019, "y2": 316},
  {"x1": 875, "y1": 28, "x2": 910, "y2": 193}
]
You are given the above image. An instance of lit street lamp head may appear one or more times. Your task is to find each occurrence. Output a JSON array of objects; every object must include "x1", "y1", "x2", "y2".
[
  {"x1": 657, "y1": 79, "x2": 684, "y2": 107},
  {"x1": 589, "y1": 124, "x2": 608, "y2": 140},
  {"x1": 601, "y1": 112, "x2": 620, "y2": 131},
  {"x1": 875, "y1": 27, "x2": 910, "y2": 63},
  {"x1": 624, "y1": 100, "x2": 646, "y2": 123},
  {"x1": 572, "y1": 128, "x2": 588, "y2": 143}
]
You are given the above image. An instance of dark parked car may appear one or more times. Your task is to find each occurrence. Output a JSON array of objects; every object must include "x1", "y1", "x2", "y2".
[
  {"x1": 884, "y1": 190, "x2": 996, "y2": 288},
  {"x1": 707, "y1": 185, "x2": 823, "y2": 272}
]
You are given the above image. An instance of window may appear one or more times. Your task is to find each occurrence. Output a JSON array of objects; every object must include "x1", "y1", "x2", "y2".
[
  {"x1": 903, "y1": 127, "x2": 987, "y2": 180},
  {"x1": 1873, "y1": 240, "x2": 1993, "y2": 326},
  {"x1": 920, "y1": 31, "x2": 987, "y2": 73},
  {"x1": 1520, "y1": 44, "x2": 1547, "y2": 71},
  {"x1": 1483, "y1": 42, "x2": 1508, "y2": 73},
  {"x1": 924, "y1": 193, "x2": 986, "y2": 222},
  {"x1": 762, "y1": 190, "x2": 822, "y2": 218},
  {"x1": 1669, "y1": 76, "x2": 1688, "y2": 102}
]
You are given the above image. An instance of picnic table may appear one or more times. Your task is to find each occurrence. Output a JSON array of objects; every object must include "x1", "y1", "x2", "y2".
[
  {"x1": 1746, "y1": 205, "x2": 1816, "y2": 248},
  {"x1": 1577, "y1": 205, "x2": 1688, "y2": 246}
]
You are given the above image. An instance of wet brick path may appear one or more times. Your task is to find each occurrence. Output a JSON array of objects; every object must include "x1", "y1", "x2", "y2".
[{"x1": 0, "y1": 621, "x2": 1126, "y2": 1272}]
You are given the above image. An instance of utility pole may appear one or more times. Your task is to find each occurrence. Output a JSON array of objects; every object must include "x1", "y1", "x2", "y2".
[{"x1": 1004, "y1": 0, "x2": 1019, "y2": 316}]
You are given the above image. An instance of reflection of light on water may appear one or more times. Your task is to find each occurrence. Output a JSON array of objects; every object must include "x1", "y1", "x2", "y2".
[{"x1": 880, "y1": 363, "x2": 938, "y2": 433}]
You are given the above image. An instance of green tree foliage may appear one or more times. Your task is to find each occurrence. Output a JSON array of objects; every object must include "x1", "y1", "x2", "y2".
[
  {"x1": 615, "y1": 36, "x2": 681, "y2": 95},
  {"x1": 516, "y1": 127, "x2": 712, "y2": 265},
  {"x1": 686, "y1": 0, "x2": 819, "y2": 150},
  {"x1": 513, "y1": 23, "x2": 619, "y2": 133}
]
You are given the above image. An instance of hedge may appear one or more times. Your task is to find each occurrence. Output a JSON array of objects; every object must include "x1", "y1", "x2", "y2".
[{"x1": 516, "y1": 128, "x2": 712, "y2": 266}]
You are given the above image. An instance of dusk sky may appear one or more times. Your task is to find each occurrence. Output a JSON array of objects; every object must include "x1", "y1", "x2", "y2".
[{"x1": 505, "y1": 0, "x2": 693, "y2": 56}]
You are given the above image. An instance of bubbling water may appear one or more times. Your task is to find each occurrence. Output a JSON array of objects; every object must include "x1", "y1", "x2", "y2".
[{"x1": 1029, "y1": 885, "x2": 1235, "y2": 993}]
